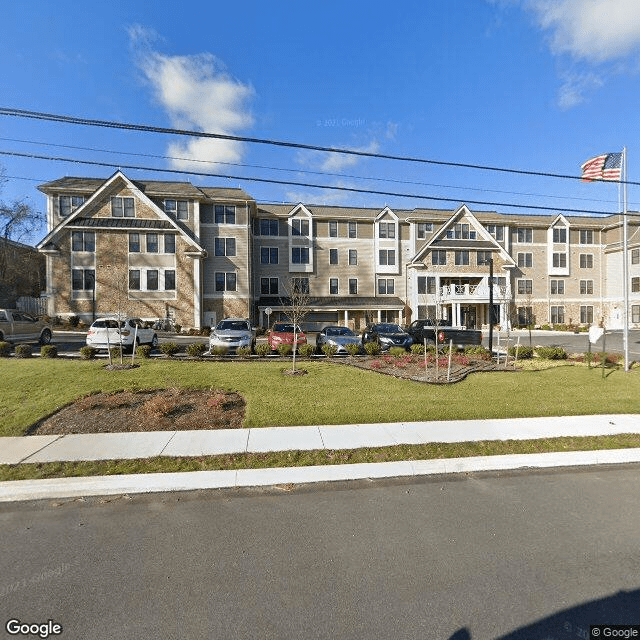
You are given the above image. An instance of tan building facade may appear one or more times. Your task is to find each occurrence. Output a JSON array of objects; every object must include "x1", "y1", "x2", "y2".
[{"x1": 37, "y1": 171, "x2": 640, "y2": 331}]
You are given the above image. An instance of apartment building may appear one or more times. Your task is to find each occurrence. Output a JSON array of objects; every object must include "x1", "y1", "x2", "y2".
[{"x1": 36, "y1": 170, "x2": 640, "y2": 331}]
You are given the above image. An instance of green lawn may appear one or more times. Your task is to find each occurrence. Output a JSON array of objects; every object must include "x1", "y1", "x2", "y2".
[{"x1": 2, "y1": 358, "x2": 640, "y2": 437}]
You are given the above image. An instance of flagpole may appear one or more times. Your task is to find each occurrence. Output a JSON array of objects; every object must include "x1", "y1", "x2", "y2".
[{"x1": 622, "y1": 147, "x2": 629, "y2": 372}]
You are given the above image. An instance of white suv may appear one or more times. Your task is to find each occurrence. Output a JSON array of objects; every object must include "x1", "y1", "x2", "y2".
[
  {"x1": 209, "y1": 318, "x2": 256, "y2": 353},
  {"x1": 86, "y1": 317, "x2": 158, "y2": 351}
]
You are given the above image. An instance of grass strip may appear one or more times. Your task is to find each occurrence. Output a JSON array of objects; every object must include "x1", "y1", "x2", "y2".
[{"x1": 2, "y1": 433, "x2": 640, "y2": 482}]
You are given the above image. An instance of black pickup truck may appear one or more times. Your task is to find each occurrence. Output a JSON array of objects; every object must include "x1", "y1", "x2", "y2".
[{"x1": 405, "y1": 319, "x2": 482, "y2": 349}]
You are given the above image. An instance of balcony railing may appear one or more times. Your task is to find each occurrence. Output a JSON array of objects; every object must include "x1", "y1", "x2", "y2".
[{"x1": 439, "y1": 284, "x2": 509, "y2": 301}]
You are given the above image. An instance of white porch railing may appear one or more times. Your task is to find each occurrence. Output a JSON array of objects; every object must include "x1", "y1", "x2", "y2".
[{"x1": 439, "y1": 284, "x2": 509, "y2": 301}]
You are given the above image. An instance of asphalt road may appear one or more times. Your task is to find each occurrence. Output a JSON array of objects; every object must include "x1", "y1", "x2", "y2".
[{"x1": 1, "y1": 467, "x2": 639, "y2": 639}]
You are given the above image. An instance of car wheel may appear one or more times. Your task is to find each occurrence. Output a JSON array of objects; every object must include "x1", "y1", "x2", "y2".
[
  {"x1": 151, "y1": 334, "x2": 158, "y2": 348},
  {"x1": 39, "y1": 329, "x2": 52, "y2": 345}
]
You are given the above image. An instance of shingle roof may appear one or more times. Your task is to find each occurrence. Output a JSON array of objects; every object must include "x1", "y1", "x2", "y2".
[{"x1": 69, "y1": 218, "x2": 174, "y2": 230}]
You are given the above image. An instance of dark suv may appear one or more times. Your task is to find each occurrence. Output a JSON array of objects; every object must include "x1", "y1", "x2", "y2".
[{"x1": 361, "y1": 323, "x2": 413, "y2": 351}]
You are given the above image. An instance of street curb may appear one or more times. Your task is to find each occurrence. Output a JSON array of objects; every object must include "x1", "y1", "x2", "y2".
[{"x1": 1, "y1": 448, "x2": 640, "y2": 503}]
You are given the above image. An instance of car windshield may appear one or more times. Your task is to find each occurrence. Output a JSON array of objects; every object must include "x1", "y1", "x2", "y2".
[
  {"x1": 92, "y1": 319, "x2": 122, "y2": 329},
  {"x1": 376, "y1": 324, "x2": 402, "y2": 333},
  {"x1": 217, "y1": 320, "x2": 249, "y2": 331},
  {"x1": 273, "y1": 323, "x2": 299, "y2": 333},
  {"x1": 326, "y1": 327, "x2": 354, "y2": 336}
]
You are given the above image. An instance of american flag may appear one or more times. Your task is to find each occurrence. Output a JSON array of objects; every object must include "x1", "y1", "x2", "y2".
[{"x1": 581, "y1": 152, "x2": 622, "y2": 182}]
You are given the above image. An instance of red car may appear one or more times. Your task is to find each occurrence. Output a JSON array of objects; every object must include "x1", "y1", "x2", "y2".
[{"x1": 267, "y1": 322, "x2": 306, "y2": 352}]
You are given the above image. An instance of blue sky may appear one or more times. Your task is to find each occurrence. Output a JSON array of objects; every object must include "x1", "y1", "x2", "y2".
[{"x1": 2, "y1": 0, "x2": 640, "y2": 243}]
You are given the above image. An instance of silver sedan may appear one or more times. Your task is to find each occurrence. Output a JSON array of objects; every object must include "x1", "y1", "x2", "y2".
[{"x1": 315, "y1": 326, "x2": 363, "y2": 354}]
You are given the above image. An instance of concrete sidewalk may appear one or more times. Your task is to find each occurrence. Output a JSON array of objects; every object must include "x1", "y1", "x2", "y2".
[{"x1": 1, "y1": 415, "x2": 639, "y2": 502}]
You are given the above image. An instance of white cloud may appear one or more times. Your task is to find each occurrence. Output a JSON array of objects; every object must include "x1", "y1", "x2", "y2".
[
  {"x1": 297, "y1": 140, "x2": 380, "y2": 173},
  {"x1": 525, "y1": 0, "x2": 640, "y2": 62},
  {"x1": 132, "y1": 34, "x2": 255, "y2": 168},
  {"x1": 557, "y1": 71, "x2": 604, "y2": 108}
]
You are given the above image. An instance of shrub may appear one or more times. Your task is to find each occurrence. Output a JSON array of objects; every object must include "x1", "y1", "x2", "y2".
[
  {"x1": 410, "y1": 343, "x2": 425, "y2": 355},
  {"x1": 79, "y1": 346, "x2": 97, "y2": 360},
  {"x1": 15, "y1": 343, "x2": 32, "y2": 358},
  {"x1": 255, "y1": 343, "x2": 271, "y2": 357},
  {"x1": 277, "y1": 344, "x2": 292, "y2": 357},
  {"x1": 174, "y1": 323, "x2": 182, "y2": 334},
  {"x1": 364, "y1": 341, "x2": 381, "y2": 356},
  {"x1": 322, "y1": 344, "x2": 338, "y2": 358},
  {"x1": 186, "y1": 342, "x2": 207, "y2": 357},
  {"x1": 199, "y1": 326, "x2": 211, "y2": 336},
  {"x1": 136, "y1": 344, "x2": 152, "y2": 359},
  {"x1": 0, "y1": 341, "x2": 11, "y2": 357},
  {"x1": 535, "y1": 346, "x2": 567, "y2": 360},
  {"x1": 540, "y1": 324, "x2": 552, "y2": 331},
  {"x1": 298, "y1": 343, "x2": 315, "y2": 358},
  {"x1": 236, "y1": 346, "x2": 252, "y2": 358},
  {"x1": 40, "y1": 345, "x2": 58, "y2": 358},
  {"x1": 345, "y1": 343, "x2": 362, "y2": 357},
  {"x1": 159, "y1": 342, "x2": 180, "y2": 357},
  {"x1": 211, "y1": 345, "x2": 228, "y2": 357},
  {"x1": 508, "y1": 345, "x2": 533, "y2": 359},
  {"x1": 464, "y1": 345, "x2": 488, "y2": 356},
  {"x1": 553, "y1": 323, "x2": 568, "y2": 332},
  {"x1": 388, "y1": 346, "x2": 405, "y2": 357},
  {"x1": 68, "y1": 315, "x2": 80, "y2": 328},
  {"x1": 370, "y1": 360, "x2": 382, "y2": 369}
]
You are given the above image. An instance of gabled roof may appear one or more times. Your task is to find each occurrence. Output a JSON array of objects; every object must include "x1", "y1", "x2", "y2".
[
  {"x1": 36, "y1": 170, "x2": 205, "y2": 255},
  {"x1": 409, "y1": 204, "x2": 516, "y2": 266}
]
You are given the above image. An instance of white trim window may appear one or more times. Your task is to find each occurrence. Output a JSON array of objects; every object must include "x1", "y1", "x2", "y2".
[
  {"x1": 579, "y1": 229, "x2": 594, "y2": 245},
  {"x1": 329, "y1": 278, "x2": 339, "y2": 295},
  {"x1": 260, "y1": 277, "x2": 278, "y2": 295},
  {"x1": 379, "y1": 249, "x2": 395, "y2": 266},
  {"x1": 215, "y1": 272, "x2": 237, "y2": 291},
  {"x1": 164, "y1": 234, "x2": 176, "y2": 254},
  {"x1": 130, "y1": 269, "x2": 175, "y2": 292},
  {"x1": 349, "y1": 278, "x2": 358, "y2": 294},
  {"x1": 72, "y1": 268, "x2": 94, "y2": 291},
  {"x1": 129, "y1": 233, "x2": 140, "y2": 253},
  {"x1": 215, "y1": 238, "x2": 236, "y2": 257},
  {"x1": 164, "y1": 199, "x2": 188, "y2": 221},
  {"x1": 517, "y1": 280, "x2": 532, "y2": 294},
  {"x1": 580, "y1": 306, "x2": 594, "y2": 324},
  {"x1": 432, "y1": 250, "x2": 446, "y2": 265},
  {"x1": 59, "y1": 195, "x2": 85, "y2": 217},
  {"x1": 516, "y1": 228, "x2": 532, "y2": 243},
  {"x1": 417, "y1": 222, "x2": 433, "y2": 239},
  {"x1": 349, "y1": 249, "x2": 357, "y2": 265},
  {"x1": 580, "y1": 280, "x2": 593, "y2": 295},
  {"x1": 112, "y1": 196, "x2": 135, "y2": 218},
  {"x1": 329, "y1": 249, "x2": 338, "y2": 265},
  {"x1": 259, "y1": 219, "x2": 279, "y2": 236},
  {"x1": 329, "y1": 221, "x2": 338, "y2": 237},
  {"x1": 348, "y1": 221, "x2": 357, "y2": 238},
  {"x1": 71, "y1": 231, "x2": 95, "y2": 252},
  {"x1": 261, "y1": 247, "x2": 278, "y2": 264},
  {"x1": 215, "y1": 205, "x2": 236, "y2": 224},
  {"x1": 553, "y1": 253, "x2": 567, "y2": 268},
  {"x1": 291, "y1": 219, "x2": 309, "y2": 236},
  {"x1": 580, "y1": 254, "x2": 594, "y2": 268},
  {"x1": 146, "y1": 233, "x2": 159, "y2": 253},
  {"x1": 551, "y1": 306, "x2": 565, "y2": 324},
  {"x1": 550, "y1": 279, "x2": 565, "y2": 295},
  {"x1": 379, "y1": 222, "x2": 396, "y2": 238},
  {"x1": 553, "y1": 228, "x2": 567, "y2": 243},
  {"x1": 486, "y1": 224, "x2": 504, "y2": 241},
  {"x1": 378, "y1": 278, "x2": 394, "y2": 294},
  {"x1": 291, "y1": 247, "x2": 309, "y2": 264},
  {"x1": 454, "y1": 250, "x2": 469, "y2": 266}
]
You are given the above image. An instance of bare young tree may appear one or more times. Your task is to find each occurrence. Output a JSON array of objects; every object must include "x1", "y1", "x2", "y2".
[{"x1": 280, "y1": 277, "x2": 311, "y2": 373}]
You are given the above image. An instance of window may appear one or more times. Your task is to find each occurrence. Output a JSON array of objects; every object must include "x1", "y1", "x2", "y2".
[
  {"x1": 633, "y1": 305, "x2": 640, "y2": 323},
  {"x1": 291, "y1": 247, "x2": 309, "y2": 264},
  {"x1": 516, "y1": 228, "x2": 532, "y2": 243},
  {"x1": 261, "y1": 278, "x2": 278, "y2": 295},
  {"x1": 454, "y1": 250, "x2": 469, "y2": 266},
  {"x1": 427, "y1": 276, "x2": 436, "y2": 294},
  {"x1": 292, "y1": 278, "x2": 309, "y2": 294},
  {"x1": 129, "y1": 233, "x2": 140, "y2": 253},
  {"x1": 418, "y1": 277, "x2": 426, "y2": 295},
  {"x1": 517, "y1": 280, "x2": 532, "y2": 295},
  {"x1": 580, "y1": 306, "x2": 594, "y2": 324},
  {"x1": 329, "y1": 278, "x2": 338, "y2": 295},
  {"x1": 349, "y1": 249, "x2": 357, "y2": 265},
  {"x1": 432, "y1": 250, "x2": 447, "y2": 265},
  {"x1": 553, "y1": 253, "x2": 567, "y2": 268},
  {"x1": 553, "y1": 228, "x2": 567, "y2": 243},
  {"x1": 632, "y1": 277, "x2": 640, "y2": 293},
  {"x1": 417, "y1": 276, "x2": 437, "y2": 295},
  {"x1": 517, "y1": 307, "x2": 533, "y2": 326},
  {"x1": 329, "y1": 221, "x2": 337, "y2": 237},
  {"x1": 215, "y1": 272, "x2": 237, "y2": 291},
  {"x1": 417, "y1": 222, "x2": 432, "y2": 239},
  {"x1": 446, "y1": 223, "x2": 475, "y2": 240},
  {"x1": 291, "y1": 218, "x2": 309, "y2": 236},
  {"x1": 633, "y1": 248, "x2": 640, "y2": 265},
  {"x1": 260, "y1": 247, "x2": 278, "y2": 264},
  {"x1": 349, "y1": 278, "x2": 358, "y2": 295},
  {"x1": 477, "y1": 250, "x2": 492, "y2": 266},
  {"x1": 516, "y1": 252, "x2": 532, "y2": 268},
  {"x1": 580, "y1": 229, "x2": 594, "y2": 245},
  {"x1": 215, "y1": 237, "x2": 236, "y2": 257},
  {"x1": 329, "y1": 248, "x2": 338, "y2": 265},
  {"x1": 348, "y1": 221, "x2": 357, "y2": 238},
  {"x1": 112, "y1": 196, "x2": 134, "y2": 218},
  {"x1": 128, "y1": 270, "x2": 140, "y2": 291},
  {"x1": 59, "y1": 195, "x2": 84, "y2": 217},
  {"x1": 379, "y1": 249, "x2": 395, "y2": 265},
  {"x1": 580, "y1": 254, "x2": 594, "y2": 268},
  {"x1": 259, "y1": 219, "x2": 279, "y2": 236},
  {"x1": 72, "y1": 269, "x2": 94, "y2": 290},
  {"x1": 379, "y1": 222, "x2": 396, "y2": 238},
  {"x1": 580, "y1": 280, "x2": 593, "y2": 295},
  {"x1": 551, "y1": 306, "x2": 565, "y2": 324},
  {"x1": 164, "y1": 270, "x2": 176, "y2": 290},
  {"x1": 550, "y1": 279, "x2": 565, "y2": 295},
  {"x1": 215, "y1": 205, "x2": 236, "y2": 224},
  {"x1": 164, "y1": 234, "x2": 175, "y2": 254},
  {"x1": 378, "y1": 278, "x2": 394, "y2": 294},
  {"x1": 71, "y1": 231, "x2": 95, "y2": 252},
  {"x1": 147, "y1": 270, "x2": 159, "y2": 291},
  {"x1": 486, "y1": 224, "x2": 504, "y2": 241},
  {"x1": 164, "y1": 200, "x2": 188, "y2": 220},
  {"x1": 146, "y1": 233, "x2": 158, "y2": 253}
]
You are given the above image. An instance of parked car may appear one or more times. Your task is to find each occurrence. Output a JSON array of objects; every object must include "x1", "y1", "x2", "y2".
[
  {"x1": 361, "y1": 323, "x2": 413, "y2": 351},
  {"x1": 209, "y1": 318, "x2": 256, "y2": 353},
  {"x1": 267, "y1": 322, "x2": 306, "y2": 352},
  {"x1": 316, "y1": 326, "x2": 362, "y2": 354},
  {"x1": 405, "y1": 319, "x2": 482, "y2": 348},
  {"x1": 86, "y1": 316, "x2": 158, "y2": 351},
  {"x1": 0, "y1": 309, "x2": 52, "y2": 344}
]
